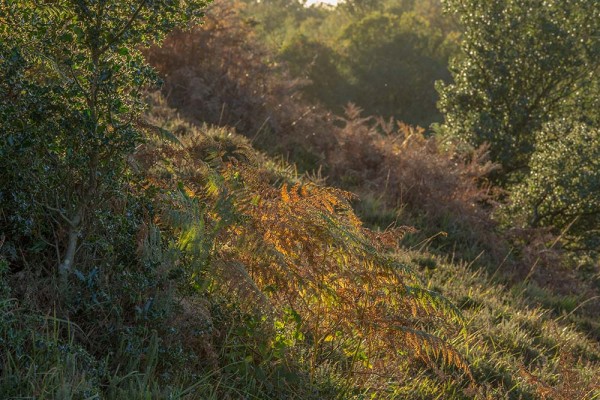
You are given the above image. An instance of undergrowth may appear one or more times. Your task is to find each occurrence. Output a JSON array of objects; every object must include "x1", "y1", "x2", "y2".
[
  {"x1": 1, "y1": 1, "x2": 598, "y2": 395},
  {"x1": 139, "y1": 98, "x2": 473, "y2": 390},
  {"x1": 2, "y1": 93, "x2": 599, "y2": 398},
  {"x1": 144, "y1": 0, "x2": 600, "y2": 345}
]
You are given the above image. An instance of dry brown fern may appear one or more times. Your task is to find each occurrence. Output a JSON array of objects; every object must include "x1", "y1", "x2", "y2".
[{"x1": 135, "y1": 119, "x2": 474, "y2": 386}]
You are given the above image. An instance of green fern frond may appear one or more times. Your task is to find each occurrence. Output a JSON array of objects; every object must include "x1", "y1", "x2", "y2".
[
  {"x1": 393, "y1": 326, "x2": 472, "y2": 379},
  {"x1": 404, "y1": 286, "x2": 464, "y2": 322}
]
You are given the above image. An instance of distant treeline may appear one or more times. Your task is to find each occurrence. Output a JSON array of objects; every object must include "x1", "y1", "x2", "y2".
[{"x1": 240, "y1": 0, "x2": 458, "y2": 127}]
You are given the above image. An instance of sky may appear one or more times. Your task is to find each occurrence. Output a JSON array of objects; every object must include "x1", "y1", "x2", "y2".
[{"x1": 304, "y1": 0, "x2": 339, "y2": 6}]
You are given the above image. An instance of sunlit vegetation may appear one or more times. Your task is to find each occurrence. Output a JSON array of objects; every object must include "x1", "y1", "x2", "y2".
[{"x1": 1, "y1": 0, "x2": 599, "y2": 399}]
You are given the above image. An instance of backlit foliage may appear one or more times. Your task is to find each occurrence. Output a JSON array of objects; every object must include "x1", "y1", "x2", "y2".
[
  {"x1": 137, "y1": 96, "x2": 473, "y2": 386},
  {"x1": 437, "y1": 0, "x2": 600, "y2": 179},
  {"x1": 142, "y1": 1, "x2": 337, "y2": 172},
  {"x1": 146, "y1": 7, "x2": 503, "y2": 263},
  {"x1": 2, "y1": 1, "x2": 600, "y2": 398},
  {"x1": 329, "y1": 105, "x2": 501, "y2": 260},
  {"x1": 504, "y1": 121, "x2": 600, "y2": 250}
]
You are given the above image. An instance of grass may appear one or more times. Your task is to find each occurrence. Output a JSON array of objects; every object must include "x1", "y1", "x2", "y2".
[
  {"x1": 401, "y1": 250, "x2": 600, "y2": 399},
  {"x1": 2, "y1": 97, "x2": 599, "y2": 399}
]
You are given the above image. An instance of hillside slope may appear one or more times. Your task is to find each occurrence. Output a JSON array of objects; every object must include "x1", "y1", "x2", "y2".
[
  {"x1": 1, "y1": 1, "x2": 599, "y2": 398},
  {"x1": 2, "y1": 91, "x2": 598, "y2": 399}
]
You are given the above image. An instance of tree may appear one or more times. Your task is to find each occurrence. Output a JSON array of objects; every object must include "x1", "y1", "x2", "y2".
[
  {"x1": 0, "y1": 1, "x2": 207, "y2": 284},
  {"x1": 505, "y1": 121, "x2": 599, "y2": 249},
  {"x1": 339, "y1": 10, "x2": 454, "y2": 126},
  {"x1": 437, "y1": 0, "x2": 600, "y2": 181},
  {"x1": 240, "y1": 0, "x2": 459, "y2": 127},
  {"x1": 280, "y1": 34, "x2": 348, "y2": 110}
]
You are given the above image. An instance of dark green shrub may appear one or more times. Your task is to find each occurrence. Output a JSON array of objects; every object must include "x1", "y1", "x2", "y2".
[
  {"x1": 437, "y1": 0, "x2": 600, "y2": 180},
  {"x1": 503, "y1": 121, "x2": 600, "y2": 250},
  {"x1": 0, "y1": 0, "x2": 207, "y2": 284}
]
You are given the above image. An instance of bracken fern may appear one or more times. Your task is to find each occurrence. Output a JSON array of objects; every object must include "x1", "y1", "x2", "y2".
[{"x1": 136, "y1": 104, "x2": 473, "y2": 390}]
